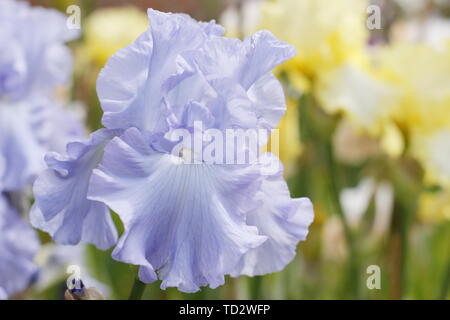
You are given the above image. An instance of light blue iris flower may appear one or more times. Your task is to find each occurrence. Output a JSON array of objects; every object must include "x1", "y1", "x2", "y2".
[
  {"x1": 0, "y1": 194, "x2": 40, "y2": 299},
  {"x1": 0, "y1": 0, "x2": 81, "y2": 190},
  {"x1": 33, "y1": 9, "x2": 314, "y2": 293},
  {"x1": 0, "y1": 0, "x2": 83, "y2": 298}
]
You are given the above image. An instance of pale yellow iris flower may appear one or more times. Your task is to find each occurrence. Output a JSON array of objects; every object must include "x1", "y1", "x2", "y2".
[
  {"x1": 260, "y1": 0, "x2": 450, "y2": 223},
  {"x1": 260, "y1": 0, "x2": 368, "y2": 92},
  {"x1": 258, "y1": 0, "x2": 407, "y2": 171},
  {"x1": 258, "y1": 0, "x2": 385, "y2": 168},
  {"x1": 375, "y1": 43, "x2": 450, "y2": 221}
]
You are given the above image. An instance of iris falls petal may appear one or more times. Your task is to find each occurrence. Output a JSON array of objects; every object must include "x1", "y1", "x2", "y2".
[
  {"x1": 88, "y1": 128, "x2": 267, "y2": 292},
  {"x1": 231, "y1": 155, "x2": 314, "y2": 276},
  {"x1": 32, "y1": 129, "x2": 120, "y2": 250}
]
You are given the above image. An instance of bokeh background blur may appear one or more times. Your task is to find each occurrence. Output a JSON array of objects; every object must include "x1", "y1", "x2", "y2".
[{"x1": 26, "y1": 0, "x2": 449, "y2": 300}]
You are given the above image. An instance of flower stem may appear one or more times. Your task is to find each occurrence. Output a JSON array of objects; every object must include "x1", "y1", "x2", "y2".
[
  {"x1": 388, "y1": 158, "x2": 421, "y2": 299},
  {"x1": 250, "y1": 276, "x2": 263, "y2": 300},
  {"x1": 325, "y1": 139, "x2": 360, "y2": 299},
  {"x1": 299, "y1": 94, "x2": 360, "y2": 299},
  {"x1": 440, "y1": 253, "x2": 450, "y2": 299},
  {"x1": 128, "y1": 277, "x2": 146, "y2": 300},
  {"x1": 389, "y1": 204, "x2": 404, "y2": 299}
]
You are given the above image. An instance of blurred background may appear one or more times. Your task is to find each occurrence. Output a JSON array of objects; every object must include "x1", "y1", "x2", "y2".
[{"x1": 25, "y1": 0, "x2": 449, "y2": 300}]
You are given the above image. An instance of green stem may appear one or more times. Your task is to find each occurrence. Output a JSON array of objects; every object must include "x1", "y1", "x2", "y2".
[
  {"x1": 397, "y1": 205, "x2": 413, "y2": 300},
  {"x1": 299, "y1": 94, "x2": 360, "y2": 299},
  {"x1": 128, "y1": 277, "x2": 146, "y2": 300},
  {"x1": 439, "y1": 253, "x2": 450, "y2": 299},
  {"x1": 250, "y1": 276, "x2": 263, "y2": 300},
  {"x1": 325, "y1": 140, "x2": 360, "y2": 299},
  {"x1": 389, "y1": 201, "x2": 405, "y2": 299},
  {"x1": 389, "y1": 160, "x2": 419, "y2": 299}
]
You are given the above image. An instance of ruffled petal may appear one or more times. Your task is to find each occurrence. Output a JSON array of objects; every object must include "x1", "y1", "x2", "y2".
[
  {"x1": 240, "y1": 30, "x2": 296, "y2": 90},
  {"x1": 191, "y1": 31, "x2": 295, "y2": 130},
  {"x1": 193, "y1": 30, "x2": 295, "y2": 90},
  {"x1": 97, "y1": 9, "x2": 210, "y2": 133},
  {"x1": 200, "y1": 20, "x2": 225, "y2": 37},
  {"x1": 96, "y1": 31, "x2": 153, "y2": 130},
  {"x1": 247, "y1": 72, "x2": 287, "y2": 130},
  {"x1": 0, "y1": 194, "x2": 39, "y2": 299},
  {"x1": 88, "y1": 128, "x2": 267, "y2": 292},
  {"x1": 38, "y1": 101, "x2": 86, "y2": 154},
  {"x1": 32, "y1": 129, "x2": 120, "y2": 250},
  {"x1": 231, "y1": 154, "x2": 314, "y2": 276},
  {"x1": 97, "y1": 10, "x2": 294, "y2": 137}
]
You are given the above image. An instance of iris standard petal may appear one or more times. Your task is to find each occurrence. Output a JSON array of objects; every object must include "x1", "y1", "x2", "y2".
[
  {"x1": 96, "y1": 30, "x2": 153, "y2": 131},
  {"x1": 193, "y1": 30, "x2": 296, "y2": 90},
  {"x1": 191, "y1": 31, "x2": 295, "y2": 131},
  {"x1": 240, "y1": 30, "x2": 296, "y2": 90},
  {"x1": 247, "y1": 72, "x2": 287, "y2": 130},
  {"x1": 88, "y1": 128, "x2": 267, "y2": 292},
  {"x1": 97, "y1": 9, "x2": 212, "y2": 133},
  {"x1": 97, "y1": 9, "x2": 294, "y2": 137}
]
